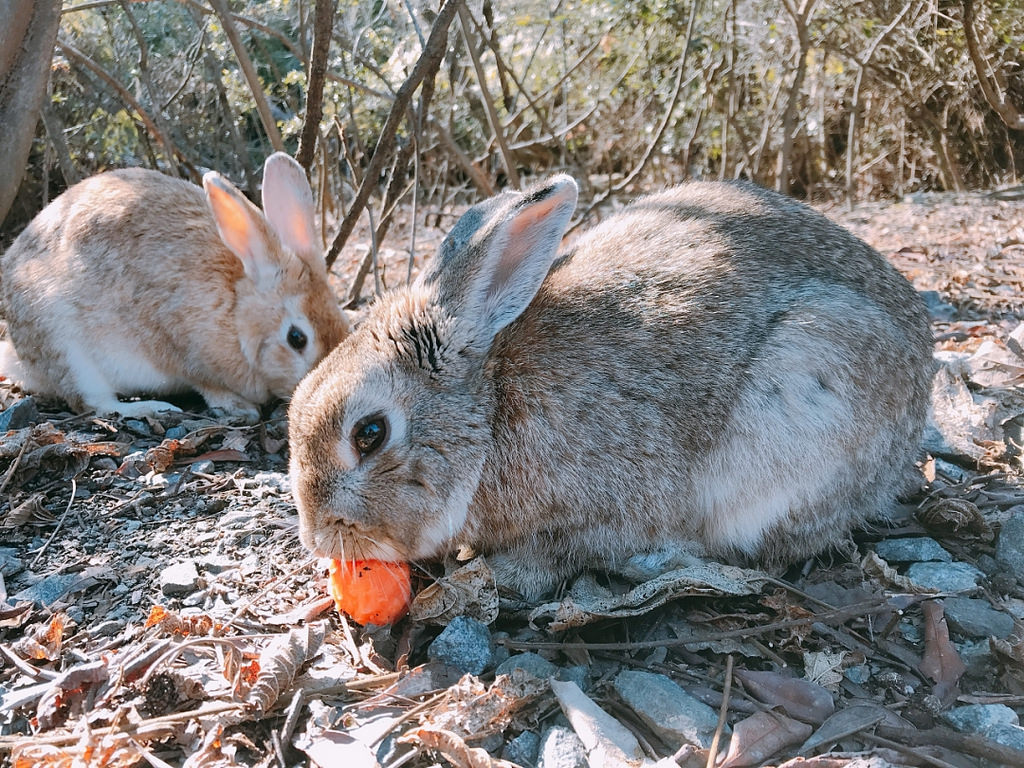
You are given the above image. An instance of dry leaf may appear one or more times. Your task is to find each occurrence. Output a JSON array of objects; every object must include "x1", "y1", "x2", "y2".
[
  {"x1": 296, "y1": 729, "x2": 380, "y2": 768},
  {"x1": 916, "y1": 497, "x2": 993, "y2": 541},
  {"x1": 861, "y1": 551, "x2": 935, "y2": 594},
  {"x1": 529, "y1": 563, "x2": 767, "y2": 631},
  {"x1": 719, "y1": 710, "x2": 813, "y2": 768},
  {"x1": 409, "y1": 557, "x2": 499, "y2": 625},
  {"x1": 734, "y1": 669, "x2": 835, "y2": 724},
  {"x1": 919, "y1": 600, "x2": 966, "y2": 702},
  {"x1": 12, "y1": 613, "x2": 66, "y2": 661},
  {"x1": 797, "y1": 703, "x2": 887, "y2": 753},
  {"x1": 3, "y1": 493, "x2": 50, "y2": 527},
  {"x1": 181, "y1": 724, "x2": 236, "y2": 768},
  {"x1": 427, "y1": 673, "x2": 544, "y2": 738},
  {"x1": 240, "y1": 623, "x2": 325, "y2": 714},
  {"x1": 35, "y1": 660, "x2": 109, "y2": 730},
  {"x1": 146, "y1": 605, "x2": 222, "y2": 637},
  {"x1": 802, "y1": 650, "x2": 845, "y2": 691},
  {"x1": 399, "y1": 728, "x2": 519, "y2": 768}
]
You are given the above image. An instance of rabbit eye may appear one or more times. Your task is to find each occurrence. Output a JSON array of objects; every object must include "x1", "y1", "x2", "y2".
[
  {"x1": 353, "y1": 415, "x2": 388, "y2": 457},
  {"x1": 287, "y1": 325, "x2": 308, "y2": 351}
]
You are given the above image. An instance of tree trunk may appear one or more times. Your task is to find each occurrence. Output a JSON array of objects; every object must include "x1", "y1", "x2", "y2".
[{"x1": 0, "y1": 0, "x2": 61, "y2": 227}]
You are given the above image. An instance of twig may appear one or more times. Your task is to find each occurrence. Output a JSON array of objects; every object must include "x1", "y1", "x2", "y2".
[
  {"x1": 296, "y1": 0, "x2": 337, "y2": 170},
  {"x1": 568, "y1": 0, "x2": 701, "y2": 231},
  {"x1": 227, "y1": 555, "x2": 318, "y2": 625},
  {"x1": 704, "y1": 654, "x2": 733, "y2": 768},
  {"x1": 457, "y1": 2, "x2": 519, "y2": 189},
  {"x1": 0, "y1": 438, "x2": 31, "y2": 497},
  {"x1": 30, "y1": 477, "x2": 76, "y2": 569},
  {"x1": 207, "y1": 0, "x2": 285, "y2": 152},
  {"x1": 325, "y1": 0, "x2": 460, "y2": 270}
]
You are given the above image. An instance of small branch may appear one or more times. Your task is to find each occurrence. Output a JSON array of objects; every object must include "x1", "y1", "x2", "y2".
[
  {"x1": 296, "y1": 0, "x2": 337, "y2": 171},
  {"x1": 207, "y1": 0, "x2": 285, "y2": 152},
  {"x1": 56, "y1": 40, "x2": 180, "y2": 167},
  {"x1": 962, "y1": 0, "x2": 1024, "y2": 131},
  {"x1": 457, "y1": 2, "x2": 519, "y2": 188},
  {"x1": 325, "y1": 0, "x2": 460, "y2": 270}
]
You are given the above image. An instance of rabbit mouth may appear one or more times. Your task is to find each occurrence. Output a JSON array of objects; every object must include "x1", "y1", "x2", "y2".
[{"x1": 301, "y1": 522, "x2": 407, "y2": 563}]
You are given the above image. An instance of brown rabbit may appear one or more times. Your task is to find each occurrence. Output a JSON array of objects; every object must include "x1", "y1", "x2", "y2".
[
  {"x1": 287, "y1": 176, "x2": 934, "y2": 597},
  {"x1": 0, "y1": 153, "x2": 348, "y2": 422}
]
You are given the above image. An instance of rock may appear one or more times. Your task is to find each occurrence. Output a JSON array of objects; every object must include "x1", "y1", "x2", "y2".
[
  {"x1": 943, "y1": 597, "x2": 1015, "y2": 638},
  {"x1": 427, "y1": 616, "x2": 493, "y2": 674},
  {"x1": 13, "y1": 573, "x2": 86, "y2": 606},
  {"x1": 0, "y1": 547, "x2": 22, "y2": 577},
  {"x1": 197, "y1": 553, "x2": 237, "y2": 574},
  {"x1": 905, "y1": 561, "x2": 983, "y2": 593},
  {"x1": 613, "y1": 669, "x2": 719, "y2": 749},
  {"x1": 160, "y1": 560, "x2": 201, "y2": 596},
  {"x1": 123, "y1": 418, "x2": 150, "y2": 435},
  {"x1": 190, "y1": 460, "x2": 216, "y2": 474},
  {"x1": 942, "y1": 704, "x2": 1019, "y2": 734},
  {"x1": 996, "y1": 511, "x2": 1024, "y2": 583},
  {"x1": 496, "y1": 652, "x2": 558, "y2": 680},
  {"x1": 536, "y1": 726, "x2": 587, "y2": 768},
  {"x1": 874, "y1": 537, "x2": 951, "y2": 563},
  {"x1": 503, "y1": 730, "x2": 540, "y2": 768},
  {"x1": 0, "y1": 397, "x2": 39, "y2": 431},
  {"x1": 956, "y1": 639, "x2": 996, "y2": 679},
  {"x1": 919, "y1": 290, "x2": 957, "y2": 321},
  {"x1": 164, "y1": 425, "x2": 188, "y2": 439},
  {"x1": 844, "y1": 665, "x2": 871, "y2": 685},
  {"x1": 987, "y1": 724, "x2": 1024, "y2": 753},
  {"x1": 557, "y1": 665, "x2": 589, "y2": 691}
]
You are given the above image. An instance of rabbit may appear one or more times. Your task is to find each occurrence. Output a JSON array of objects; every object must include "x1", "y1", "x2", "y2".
[
  {"x1": 287, "y1": 175, "x2": 934, "y2": 598},
  {"x1": 0, "y1": 153, "x2": 348, "y2": 423}
]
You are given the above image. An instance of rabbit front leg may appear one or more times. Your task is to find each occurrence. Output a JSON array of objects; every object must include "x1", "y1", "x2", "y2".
[
  {"x1": 486, "y1": 546, "x2": 582, "y2": 600},
  {"x1": 197, "y1": 387, "x2": 262, "y2": 424}
]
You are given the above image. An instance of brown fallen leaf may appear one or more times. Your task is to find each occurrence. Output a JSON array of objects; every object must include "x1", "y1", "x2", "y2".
[
  {"x1": 719, "y1": 710, "x2": 813, "y2": 768},
  {"x1": 145, "y1": 605, "x2": 223, "y2": 637},
  {"x1": 919, "y1": 600, "x2": 966, "y2": 703},
  {"x1": 409, "y1": 556, "x2": 499, "y2": 625},
  {"x1": 399, "y1": 727, "x2": 519, "y2": 768},
  {"x1": 239, "y1": 623, "x2": 325, "y2": 714},
  {"x1": 11, "y1": 613, "x2": 66, "y2": 661},
  {"x1": 35, "y1": 659, "x2": 109, "y2": 730},
  {"x1": 734, "y1": 669, "x2": 835, "y2": 724}
]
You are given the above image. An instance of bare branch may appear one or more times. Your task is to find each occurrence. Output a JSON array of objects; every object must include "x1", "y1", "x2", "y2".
[
  {"x1": 457, "y1": 2, "x2": 519, "y2": 188},
  {"x1": 296, "y1": 0, "x2": 337, "y2": 171},
  {"x1": 962, "y1": 0, "x2": 1024, "y2": 131},
  {"x1": 325, "y1": 0, "x2": 460, "y2": 271},
  {"x1": 207, "y1": 0, "x2": 285, "y2": 152}
]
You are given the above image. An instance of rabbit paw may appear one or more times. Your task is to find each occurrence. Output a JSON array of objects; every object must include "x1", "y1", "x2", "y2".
[
  {"x1": 103, "y1": 399, "x2": 183, "y2": 419},
  {"x1": 200, "y1": 389, "x2": 262, "y2": 424}
]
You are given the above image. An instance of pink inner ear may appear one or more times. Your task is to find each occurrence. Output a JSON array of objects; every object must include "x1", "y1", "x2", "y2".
[{"x1": 492, "y1": 196, "x2": 566, "y2": 288}]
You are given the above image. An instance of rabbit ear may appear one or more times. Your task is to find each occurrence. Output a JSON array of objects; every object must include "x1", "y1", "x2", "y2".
[
  {"x1": 203, "y1": 171, "x2": 279, "y2": 286},
  {"x1": 428, "y1": 175, "x2": 578, "y2": 343},
  {"x1": 261, "y1": 153, "x2": 320, "y2": 258}
]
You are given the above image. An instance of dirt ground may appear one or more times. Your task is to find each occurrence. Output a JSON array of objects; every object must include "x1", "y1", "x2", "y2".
[{"x1": 1, "y1": 190, "x2": 1024, "y2": 768}]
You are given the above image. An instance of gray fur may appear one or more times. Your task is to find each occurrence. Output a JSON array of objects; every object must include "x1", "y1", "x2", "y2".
[{"x1": 288, "y1": 176, "x2": 933, "y2": 598}]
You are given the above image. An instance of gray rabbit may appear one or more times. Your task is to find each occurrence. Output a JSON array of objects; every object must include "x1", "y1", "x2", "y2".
[{"x1": 288, "y1": 176, "x2": 933, "y2": 597}]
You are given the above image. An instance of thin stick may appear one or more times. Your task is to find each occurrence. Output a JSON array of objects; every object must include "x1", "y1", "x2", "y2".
[
  {"x1": 30, "y1": 478, "x2": 76, "y2": 569},
  {"x1": 228, "y1": 555, "x2": 318, "y2": 625},
  {"x1": 703, "y1": 654, "x2": 733, "y2": 768}
]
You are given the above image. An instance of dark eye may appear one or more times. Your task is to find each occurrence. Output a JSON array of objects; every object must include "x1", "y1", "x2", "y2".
[
  {"x1": 353, "y1": 415, "x2": 388, "y2": 457},
  {"x1": 287, "y1": 326, "x2": 307, "y2": 351}
]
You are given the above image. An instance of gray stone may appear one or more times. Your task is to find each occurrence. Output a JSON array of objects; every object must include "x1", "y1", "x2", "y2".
[
  {"x1": 427, "y1": 616, "x2": 493, "y2": 674},
  {"x1": 197, "y1": 554, "x2": 237, "y2": 574},
  {"x1": 942, "y1": 704, "x2": 1019, "y2": 734},
  {"x1": 123, "y1": 418, "x2": 150, "y2": 435},
  {"x1": 956, "y1": 639, "x2": 996, "y2": 678},
  {"x1": 996, "y1": 511, "x2": 1024, "y2": 583},
  {"x1": 0, "y1": 547, "x2": 22, "y2": 577},
  {"x1": 987, "y1": 724, "x2": 1024, "y2": 752},
  {"x1": 920, "y1": 290, "x2": 958, "y2": 321},
  {"x1": 906, "y1": 561, "x2": 983, "y2": 593},
  {"x1": 537, "y1": 726, "x2": 587, "y2": 768},
  {"x1": 13, "y1": 573, "x2": 86, "y2": 606},
  {"x1": 557, "y1": 665, "x2": 589, "y2": 691},
  {"x1": 160, "y1": 560, "x2": 201, "y2": 596},
  {"x1": 502, "y1": 730, "x2": 540, "y2": 768},
  {"x1": 496, "y1": 652, "x2": 558, "y2": 680},
  {"x1": 165, "y1": 425, "x2": 188, "y2": 439},
  {"x1": 613, "y1": 669, "x2": 719, "y2": 749},
  {"x1": 943, "y1": 597, "x2": 1015, "y2": 638},
  {"x1": 0, "y1": 397, "x2": 39, "y2": 431},
  {"x1": 190, "y1": 460, "x2": 216, "y2": 474},
  {"x1": 844, "y1": 665, "x2": 871, "y2": 684},
  {"x1": 874, "y1": 537, "x2": 951, "y2": 563}
]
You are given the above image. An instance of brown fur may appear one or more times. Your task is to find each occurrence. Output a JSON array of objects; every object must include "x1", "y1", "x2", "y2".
[{"x1": 0, "y1": 155, "x2": 348, "y2": 420}]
